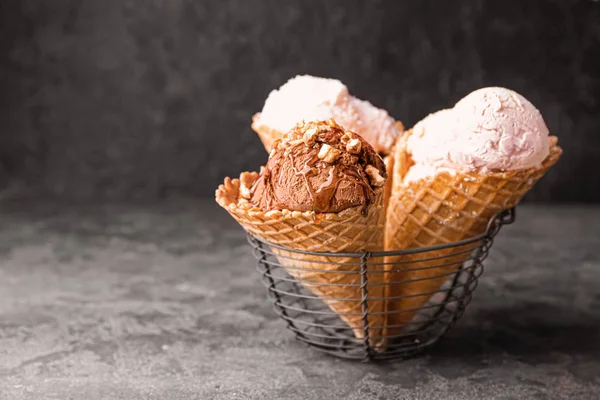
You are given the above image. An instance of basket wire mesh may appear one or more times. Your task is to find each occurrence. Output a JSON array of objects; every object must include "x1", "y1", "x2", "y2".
[{"x1": 247, "y1": 208, "x2": 516, "y2": 361}]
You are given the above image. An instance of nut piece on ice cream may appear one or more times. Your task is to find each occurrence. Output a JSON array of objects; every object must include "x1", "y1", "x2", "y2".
[
  {"x1": 303, "y1": 127, "x2": 318, "y2": 146},
  {"x1": 252, "y1": 75, "x2": 402, "y2": 155},
  {"x1": 318, "y1": 144, "x2": 342, "y2": 163},
  {"x1": 365, "y1": 165, "x2": 386, "y2": 187},
  {"x1": 404, "y1": 87, "x2": 552, "y2": 183},
  {"x1": 250, "y1": 120, "x2": 387, "y2": 214},
  {"x1": 238, "y1": 172, "x2": 255, "y2": 200},
  {"x1": 346, "y1": 138, "x2": 362, "y2": 154}
]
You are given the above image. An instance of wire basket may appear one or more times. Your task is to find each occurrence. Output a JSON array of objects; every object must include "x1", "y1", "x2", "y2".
[{"x1": 247, "y1": 208, "x2": 516, "y2": 361}]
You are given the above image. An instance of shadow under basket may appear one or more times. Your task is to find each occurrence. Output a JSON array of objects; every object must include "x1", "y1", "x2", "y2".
[{"x1": 247, "y1": 208, "x2": 516, "y2": 362}]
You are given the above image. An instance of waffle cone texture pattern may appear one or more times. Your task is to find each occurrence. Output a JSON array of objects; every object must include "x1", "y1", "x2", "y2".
[
  {"x1": 216, "y1": 172, "x2": 388, "y2": 347},
  {"x1": 383, "y1": 133, "x2": 562, "y2": 335},
  {"x1": 251, "y1": 113, "x2": 280, "y2": 154}
]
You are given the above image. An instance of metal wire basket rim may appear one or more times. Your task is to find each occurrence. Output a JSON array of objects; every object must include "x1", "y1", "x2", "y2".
[
  {"x1": 252, "y1": 245, "x2": 482, "y2": 269},
  {"x1": 255, "y1": 249, "x2": 482, "y2": 273},
  {"x1": 247, "y1": 207, "x2": 514, "y2": 258},
  {"x1": 248, "y1": 231, "x2": 487, "y2": 258}
]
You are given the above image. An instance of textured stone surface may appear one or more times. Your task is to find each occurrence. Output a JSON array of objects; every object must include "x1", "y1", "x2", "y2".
[
  {"x1": 0, "y1": 199, "x2": 599, "y2": 399},
  {"x1": 0, "y1": 0, "x2": 599, "y2": 201}
]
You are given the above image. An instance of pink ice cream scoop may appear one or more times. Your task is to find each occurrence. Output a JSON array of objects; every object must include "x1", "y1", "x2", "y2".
[
  {"x1": 253, "y1": 75, "x2": 401, "y2": 155},
  {"x1": 404, "y1": 87, "x2": 551, "y2": 183}
]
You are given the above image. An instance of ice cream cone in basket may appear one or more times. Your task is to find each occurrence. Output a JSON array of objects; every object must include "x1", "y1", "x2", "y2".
[
  {"x1": 254, "y1": 111, "x2": 401, "y2": 216},
  {"x1": 252, "y1": 113, "x2": 280, "y2": 154},
  {"x1": 217, "y1": 120, "x2": 391, "y2": 348},
  {"x1": 384, "y1": 88, "x2": 563, "y2": 336}
]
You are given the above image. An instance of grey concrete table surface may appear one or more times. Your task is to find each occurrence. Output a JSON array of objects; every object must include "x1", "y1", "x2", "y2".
[{"x1": 0, "y1": 199, "x2": 599, "y2": 400}]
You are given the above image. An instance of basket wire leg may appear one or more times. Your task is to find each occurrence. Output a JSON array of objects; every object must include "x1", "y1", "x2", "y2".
[
  {"x1": 359, "y1": 251, "x2": 372, "y2": 361},
  {"x1": 255, "y1": 240, "x2": 307, "y2": 341}
]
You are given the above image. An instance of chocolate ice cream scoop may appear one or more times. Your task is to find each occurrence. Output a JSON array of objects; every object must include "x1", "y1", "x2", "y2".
[{"x1": 250, "y1": 119, "x2": 387, "y2": 214}]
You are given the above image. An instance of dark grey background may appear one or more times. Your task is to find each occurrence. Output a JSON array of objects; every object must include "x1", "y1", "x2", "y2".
[{"x1": 1, "y1": 0, "x2": 599, "y2": 202}]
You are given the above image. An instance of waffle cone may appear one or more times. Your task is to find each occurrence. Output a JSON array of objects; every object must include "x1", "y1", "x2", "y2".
[
  {"x1": 216, "y1": 172, "x2": 388, "y2": 347},
  {"x1": 383, "y1": 153, "x2": 395, "y2": 213},
  {"x1": 251, "y1": 113, "x2": 281, "y2": 153},
  {"x1": 384, "y1": 133, "x2": 562, "y2": 335}
]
